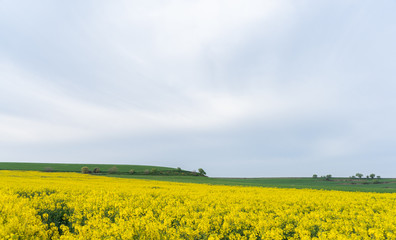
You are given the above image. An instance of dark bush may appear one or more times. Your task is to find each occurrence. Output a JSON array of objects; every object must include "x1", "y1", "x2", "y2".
[
  {"x1": 81, "y1": 167, "x2": 90, "y2": 174},
  {"x1": 325, "y1": 174, "x2": 332, "y2": 181},
  {"x1": 198, "y1": 168, "x2": 206, "y2": 176}
]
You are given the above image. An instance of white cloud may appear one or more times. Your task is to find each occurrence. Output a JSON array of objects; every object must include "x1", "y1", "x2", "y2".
[
  {"x1": 0, "y1": 0, "x2": 297, "y2": 144},
  {"x1": 0, "y1": 60, "x2": 258, "y2": 143}
]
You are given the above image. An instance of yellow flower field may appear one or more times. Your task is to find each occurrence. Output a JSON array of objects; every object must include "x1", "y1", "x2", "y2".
[{"x1": 0, "y1": 171, "x2": 395, "y2": 239}]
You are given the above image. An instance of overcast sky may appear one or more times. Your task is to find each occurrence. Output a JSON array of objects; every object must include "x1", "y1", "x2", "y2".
[{"x1": 1, "y1": 1, "x2": 395, "y2": 177}]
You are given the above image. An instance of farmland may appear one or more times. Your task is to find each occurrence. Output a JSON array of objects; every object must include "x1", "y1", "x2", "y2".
[
  {"x1": 114, "y1": 175, "x2": 396, "y2": 193},
  {"x1": 0, "y1": 162, "x2": 395, "y2": 193},
  {"x1": 1, "y1": 170, "x2": 395, "y2": 239},
  {"x1": 0, "y1": 162, "x2": 179, "y2": 174}
]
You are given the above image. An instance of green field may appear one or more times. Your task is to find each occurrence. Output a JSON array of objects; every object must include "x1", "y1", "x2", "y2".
[
  {"x1": 0, "y1": 162, "x2": 179, "y2": 174},
  {"x1": 110, "y1": 175, "x2": 396, "y2": 193},
  {"x1": 1, "y1": 162, "x2": 395, "y2": 193}
]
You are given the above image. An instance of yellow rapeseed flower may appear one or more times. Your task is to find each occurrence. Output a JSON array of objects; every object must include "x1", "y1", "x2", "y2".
[{"x1": 0, "y1": 170, "x2": 395, "y2": 239}]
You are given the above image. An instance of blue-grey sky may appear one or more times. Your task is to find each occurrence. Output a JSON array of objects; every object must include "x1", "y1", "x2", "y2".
[{"x1": 1, "y1": 1, "x2": 395, "y2": 177}]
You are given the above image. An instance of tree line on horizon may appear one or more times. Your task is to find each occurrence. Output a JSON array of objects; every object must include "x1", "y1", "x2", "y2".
[
  {"x1": 78, "y1": 166, "x2": 207, "y2": 177},
  {"x1": 312, "y1": 173, "x2": 381, "y2": 181}
]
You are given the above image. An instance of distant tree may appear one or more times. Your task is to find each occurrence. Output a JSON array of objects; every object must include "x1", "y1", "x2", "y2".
[
  {"x1": 312, "y1": 174, "x2": 318, "y2": 179},
  {"x1": 81, "y1": 167, "x2": 90, "y2": 174},
  {"x1": 198, "y1": 168, "x2": 206, "y2": 176},
  {"x1": 369, "y1": 173, "x2": 375, "y2": 179},
  {"x1": 93, "y1": 168, "x2": 101, "y2": 174},
  {"x1": 129, "y1": 169, "x2": 135, "y2": 175},
  {"x1": 108, "y1": 167, "x2": 118, "y2": 174},
  {"x1": 176, "y1": 167, "x2": 182, "y2": 172},
  {"x1": 151, "y1": 168, "x2": 159, "y2": 174},
  {"x1": 377, "y1": 176, "x2": 381, "y2": 179},
  {"x1": 325, "y1": 174, "x2": 332, "y2": 181},
  {"x1": 355, "y1": 173, "x2": 363, "y2": 179},
  {"x1": 144, "y1": 169, "x2": 150, "y2": 175}
]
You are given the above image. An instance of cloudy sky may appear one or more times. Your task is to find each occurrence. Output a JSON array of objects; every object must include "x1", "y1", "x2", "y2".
[{"x1": 1, "y1": 1, "x2": 395, "y2": 177}]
